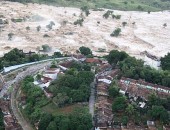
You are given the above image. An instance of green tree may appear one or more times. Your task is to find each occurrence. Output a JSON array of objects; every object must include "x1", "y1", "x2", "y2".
[
  {"x1": 82, "y1": 64, "x2": 91, "y2": 71},
  {"x1": 110, "y1": 28, "x2": 121, "y2": 37},
  {"x1": 69, "y1": 108, "x2": 92, "y2": 130},
  {"x1": 30, "y1": 108, "x2": 42, "y2": 123},
  {"x1": 38, "y1": 113, "x2": 53, "y2": 130},
  {"x1": 81, "y1": 6, "x2": 90, "y2": 16},
  {"x1": 108, "y1": 85, "x2": 120, "y2": 98},
  {"x1": 8, "y1": 33, "x2": 14, "y2": 40},
  {"x1": 46, "y1": 121, "x2": 57, "y2": 130},
  {"x1": 74, "y1": 18, "x2": 84, "y2": 26},
  {"x1": 70, "y1": 61, "x2": 82, "y2": 71},
  {"x1": 121, "y1": 116, "x2": 129, "y2": 126},
  {"x1": 148, "y1": 106, "x2": 169, "y2": 124},
  {"x1": 29, "y1": 54, "x2": 40, "y2": 62},
  {"x1": 125, "y1": 104, "x2": 135, "y2": 117},
  {"x1": 148, "y1": 93, "x2": 163, "y2": 106},
  {"x1": 122, "y1": 22, "x2": 127, "y2": 27},
  {"x1": 79, "y1": 46, "x2": 92, "y2": 56},
  {"x1": 103, "y1": 10, "x2": 113, "y2": 19},
  {"x1": 42, "y1": 44, "x2": 51, "y2": 52},
  {"x1": 59, "y1": 117, "x2": 70, "y2": 130},
  {"x1": 112, "y1": 96, "x2": 127, "y2": 112},
  {"x1": 161, "y1": 53, "x2": 170, "y2": 70},
  {"x1": 26, "y1": 26, "x2": 30, "y2": 31},
  {"x1": 53, "y1": 52, "x2": 63, "y2": 58},
  {"x1": 107, "y1": 50, "x2": 128, "y2": 65},
  {"x1": 77, "y1": 71, "x2": 95, "y2": 85},
  {"x1": 36, "y1": 74, "x2": 42, "y2": 81}
]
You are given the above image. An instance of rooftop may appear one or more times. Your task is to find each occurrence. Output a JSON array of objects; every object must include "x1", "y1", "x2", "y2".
[{"x1": 85, "y1": 58, "x2": 102, "y2": 64}]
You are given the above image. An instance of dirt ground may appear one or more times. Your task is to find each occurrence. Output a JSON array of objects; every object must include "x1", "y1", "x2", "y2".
[{"x1": 0, "y1": 1, "x2": 170, "y2": 65}]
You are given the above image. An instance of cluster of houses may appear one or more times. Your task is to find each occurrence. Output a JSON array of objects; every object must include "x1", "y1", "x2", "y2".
[
  {"x1": 95, "y1": 62, "x2": 120, "y2": 130},
  {"x1": 119, "y1": 77, "x2": 170, "y2": 101},
  {"x1": 33, "y1": 65, "x2": 64, "y2": 98},
  {"x1": 1, "y1": 52, "x2": 169, "y2": 130},
  {"x1": 0, "y1": 94, "x2": 22, "y2": 130},
  {"x1": 93, "y1": 61, "x2": 170, "y2": 130}
]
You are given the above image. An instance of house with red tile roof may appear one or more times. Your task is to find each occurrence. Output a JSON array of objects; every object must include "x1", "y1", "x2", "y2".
[{"x1": 85, "y1": 58, "x2": 102, "y2": 64}]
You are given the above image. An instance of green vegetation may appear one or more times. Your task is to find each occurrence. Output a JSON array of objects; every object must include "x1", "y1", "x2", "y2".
[
  {"x1": 112, "y1": 14, "x2": 121, "y2": 19},
  {"x1": 26, "y1": 26, "x2": 30, "y2": 31},
  {"x1": 8, "y1": 33, "x2": 14, "y2": 40},
  {"x1": 49, "y1": 70, "x2": 94, "y2": 105},
  {"x1": 69, "y1": 61, "x2": 91, "y2": 71},
  {"x1": 79, "y1": 46, "x2": 92, "y2": 56},
  {"x1": 108, "y1": 82, "x2": 120, "y2": 98},
  {"x1": 43, "y1": 34, "x2": 50, "y2": 37},
  {"x1": 11, "y1": 18, "x2": 23, "y2": 23},
  {"x1": 122, "y1": 21, "x2": 127, "y2": 27},
  {"x1": 107, "y1": 50, "x2": 170, "y2": 87},
  {"x1": 38, "y1": 108, "x2": 92, "y2": 130},
  {"x1": 21, "y1": 76, "x2": 50, "y2": 123},
  {"x1": 20, "y1": 61, "x2": 93, "y2": 129},
  {"x1": 42, "y1": 44, "x2": 51, "y2": 52},
  {"x1": 161, "y1": 53, "x2": 170, "y2": 70},
  {"x1": 53, "y1": 52, "x2": 63, "y2": 58},
  {"x1": 74, "y1": 18, "x2": 84, "y2": 26},
  {"x1": 147, "y1": 94, "x2": 170, "y2": 124},
  {"x1": 7, "y1": 0, "x2": 170, "y2": 11},
  {"x1": 46, "y1": 21, "x2": 55, "y2": 30},
  {"x1": 102, "y1": 10, "x2": 122, "y2": 19},
  {"x1": 0, "y1": 109, "x2": 4, "y2": 130},
  {"x1": 110, "y1": 82, "x2": 170, "y2": 126},
  {"x1": 103, "y1": 10, "x2": 113, "y2": 19},
  {"x1": 107, "y1": 50, "x2": 128, "y2": 65},
  {"x1": 110, "y1": 28, "x2": 121, "y2": 37},
  {"x1": 112, "y1": 96, "x2": 127, "y2": 112},
  {"x1": 0, "y1": 48, "x2": 48, "y2": 70},
  {"x1": 81, "y1": 6, "x2": 90, "y2": 16},
  {"x1": 148, "y1": 105, "x2": 169, "y2": 123}
]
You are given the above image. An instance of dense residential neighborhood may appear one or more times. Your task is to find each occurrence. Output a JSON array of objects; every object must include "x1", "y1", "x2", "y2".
[
  {"x1": 0, "y1": 0, "x2": 170, "y2": 129},
  {"x1": 0, "y1": 47, "x2": 170, "y2": 130}
]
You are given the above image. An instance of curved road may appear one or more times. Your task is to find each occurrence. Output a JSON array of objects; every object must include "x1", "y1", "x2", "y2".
[
  {"x1": 11, "y1": 62, "x2": 51, "y2": 130},
  {"x1": 0, "y1": 62, "x2": 51, "y2": 130}
]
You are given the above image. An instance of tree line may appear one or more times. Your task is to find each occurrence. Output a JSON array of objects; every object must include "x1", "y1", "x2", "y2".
[
  {"x1": 0, "y1": 48, "x2": 65, "y2": 71},
  {"x1": 38, "y1": 108, "x2": 92, "y2": 130},
  {"x1": 107, "y1": 50, "x2": 170, "y2": 87}
]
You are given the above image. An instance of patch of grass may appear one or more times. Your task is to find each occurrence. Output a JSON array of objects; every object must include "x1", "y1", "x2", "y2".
[
  {"x1": 41, "y1": 102, "x2": 86, "y2": 115},
  {"x1": 27, "y1": 0, "x2": 170, "y2": 11}
]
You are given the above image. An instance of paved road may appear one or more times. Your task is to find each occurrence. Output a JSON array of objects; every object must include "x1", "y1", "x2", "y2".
[
  {"x1": 11, "y1": 86, "x2": 33, "y2": 130},
  {"x1": 10, "y1": 62, "x2": 50, "y2": 130},
  {"x1": 89, "y1": 81, "x2": 95, "y2": 117},
  {"x1": 11, "y1": 62, "x2": 50, "y2": 130},
  {"x1": 0, "y1": 62, "x2": 51, "y2": 130},
  {"x1": 0, "y1": 57, "x2": 70, "y2": 130},
  {"x1": 0, "y1": 57, "x2": 71, "y2": 98}
]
